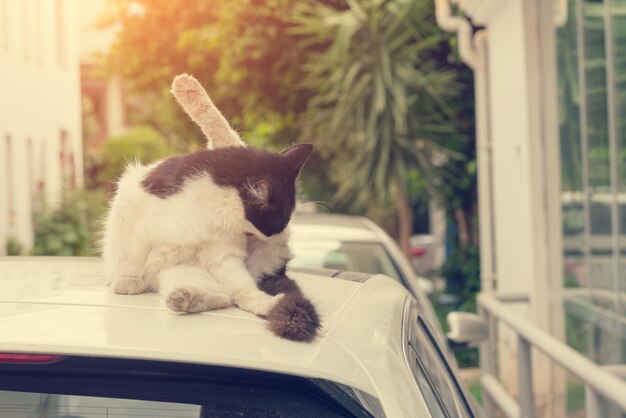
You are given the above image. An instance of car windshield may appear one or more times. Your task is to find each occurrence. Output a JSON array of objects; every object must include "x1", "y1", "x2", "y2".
[{"x1": 289, "y1": 240, "x2": 403, "y2": 283}]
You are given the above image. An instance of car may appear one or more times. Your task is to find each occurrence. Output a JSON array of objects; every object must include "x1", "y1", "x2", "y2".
[
  {"x1": 289, "y1": 213, "x2": 444, "y2": 345},
  {"x1": 289, "y1": 213, "x2": 434, "y2": 294},
  {"x1": 0, "y1": 257, "x2": 475, "y2": 418}
]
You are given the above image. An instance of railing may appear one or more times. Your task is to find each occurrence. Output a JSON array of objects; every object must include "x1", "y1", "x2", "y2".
[{"x1": 478, "y1": 292, "x2": 626, "y2": 418}]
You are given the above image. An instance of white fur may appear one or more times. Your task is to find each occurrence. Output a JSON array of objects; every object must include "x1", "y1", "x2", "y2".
[
  {"x1": 103, "y1": 161, "x2": 282, "y2": 316},
  {"x1": 245, "y1": 230, "x2": 293, "y2": 279}
]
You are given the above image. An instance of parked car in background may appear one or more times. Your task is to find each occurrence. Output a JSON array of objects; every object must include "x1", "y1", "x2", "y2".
[
  {"x1": 290, "y1": 213, "x2": 434, "y2": 296},
  {"x1": 289, "y1": 213, "x2": 445, "y2": 344},
  {"x1": 0, "y1": 258, "x2": 475, "y2": 418},
  {"x1": 409, "y1": 233, "x2": 438, "y2": 276}
]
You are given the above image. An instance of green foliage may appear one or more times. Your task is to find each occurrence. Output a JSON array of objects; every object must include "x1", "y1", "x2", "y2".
[
  {"x1": 565, "y1": 311, "x2": 589, "y2": 356},
  {"x1": 100, "y1": 0, "x2": 307, "y2": 147},
  {"x1": 82, "y1": 190, "x2": 109, "y2": 251},
  {"x1": 291, "y1": 0, "x2": 476, "y2": 252},
  {"x1": 295, "y1": 0, "x2": 468, "y2": 214},
  {"x1": 467, "y1": 379, "x2": 482, "y2": 404},
  {"x1": 87, "y1": 125, "x2": 177, "y2": 189},
  {"x1": 33, "y1": 191, "x2": 92, "y2": 256},
  {"x1": 566, "y1": 380, "x2": 585, "y2": 414},
  {"x1": 441, "y1": 244, "x2": 480, "y2": 312},
  {"x1": 436, "y1": 244, "x2": 480, "y2": 367},
  {"x1": 5, "y1": 235, "x2": 25, "y2": 256}
]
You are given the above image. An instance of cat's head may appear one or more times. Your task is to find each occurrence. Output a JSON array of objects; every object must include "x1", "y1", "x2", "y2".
[
  {"x1": 195, "y1": 143, "x2": 313, "y2": 238},
  {"x1": 243, "y1": 144, "x2": 313, "y2": 237},
  {"x1": 236, "y1": 144, "x2": 313, "y2": 237}
]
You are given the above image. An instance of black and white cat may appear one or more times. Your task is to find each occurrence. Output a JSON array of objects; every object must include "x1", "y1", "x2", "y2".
[{"x1": 102, "y1": 74, "x2": 320, "y2": 341}]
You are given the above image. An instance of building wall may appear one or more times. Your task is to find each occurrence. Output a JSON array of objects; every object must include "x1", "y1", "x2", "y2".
[
  {"x1": 0, "y1": 0, "x2": 82, "y2": 253},
  {"x1": 487, "y1": 0, "x2": 537, "y2": 297}
]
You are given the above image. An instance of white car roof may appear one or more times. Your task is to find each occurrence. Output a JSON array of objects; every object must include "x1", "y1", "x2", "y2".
[{"x1": 0, "y1": 257, "x2": 431, "y2": 418}]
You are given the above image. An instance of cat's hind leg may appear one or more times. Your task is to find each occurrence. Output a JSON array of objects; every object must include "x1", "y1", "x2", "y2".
[{"x1": 159, "y1": 265, "x2": 231, "y2": 313}]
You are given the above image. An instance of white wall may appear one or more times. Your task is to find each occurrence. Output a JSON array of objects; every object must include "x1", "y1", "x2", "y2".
[
  {"x1": 0, "y1": 0, "x2": 82, "y2": 253},
  {"x1": 482, "y1": 0, "x2": 534, "y2": 394}
]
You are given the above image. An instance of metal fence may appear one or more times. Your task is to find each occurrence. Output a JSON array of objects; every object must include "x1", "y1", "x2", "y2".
[{"x1": 478, "y1": 292, "x2": 626, "y2": 418}]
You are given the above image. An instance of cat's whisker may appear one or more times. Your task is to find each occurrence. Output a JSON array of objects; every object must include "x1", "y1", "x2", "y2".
[{"x1": 298, "y1": 200, "x2": 333, "y2": 213}]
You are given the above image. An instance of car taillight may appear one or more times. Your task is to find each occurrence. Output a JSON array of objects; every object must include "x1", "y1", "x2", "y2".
[{"x1": 0, "y1": 353, "x2": 64, "y2": 363}]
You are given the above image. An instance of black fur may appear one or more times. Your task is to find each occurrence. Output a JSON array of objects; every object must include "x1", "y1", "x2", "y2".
[
  {"x1": 258, "y1": 267, "x2": 321, "y2": 342},
  {"x1": 142, "y1": 144, "x2": 313, "y2": 237},
  {"x1": 266, "y1": 292, "x2": 320, "y2": 342}
]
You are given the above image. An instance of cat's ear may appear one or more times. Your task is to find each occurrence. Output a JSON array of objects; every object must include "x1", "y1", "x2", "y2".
[
  {"x1": 281, "y1": 144, "x2": 314, "y2": 175},
  {"x1": 247, "y1": 179, "x2": 270, "y2": 206}
]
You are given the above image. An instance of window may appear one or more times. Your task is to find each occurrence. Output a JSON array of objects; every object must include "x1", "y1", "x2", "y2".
[
  {"x1": 22, "y1": 0, "x2": 29, "y2": 61},
  {"x1": 55, "y1": 0, "x2": 65, "y2": 67},
  {"x1": 38, "y1": 140, "x2": 47, "y2": 193},
  {"x1": 26, "y1": 138, "x2": 34, "y2": 204},
  {"x1": 35, "y1": 0, "x2": 42, "y2": 65},
  {"x1": 1, "y1": 0, "x2": 9, "y2": 51},
  {"x1": 557, "y1": 0, "x2": 626, "y2": 367},
  {"x1": 403, "y1": 301, "x2": 474, "y2": 418},
  {"x1": 59, "y1": 129, "x2": 74, "y2": 187},
  {"x1": 0, "y1": 391, "x2": 200, "y2": 417},
  {"x1": 5, "y1": 136, "x2": 14, "y2": 229},
  {"x1": 0, "y1": 357, "x2": 376, "y2": 418}
]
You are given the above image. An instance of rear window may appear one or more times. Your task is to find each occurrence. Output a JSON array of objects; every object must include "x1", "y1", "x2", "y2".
[
  {"x1": 0, "y1": 391, "x2": 198, "y2": 417},
  {"x1": 0, "y1": 356, "x2": 378, "y2": 418}
]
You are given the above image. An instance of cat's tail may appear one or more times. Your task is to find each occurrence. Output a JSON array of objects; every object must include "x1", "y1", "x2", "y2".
[
  {"x1": 170, "y1": 74, "x2": 245, "y2": 149},
  {"x1": 258, "y1": 274, "x2": 321, "y2": 342},
  {"x1": 267, "y1": 291, "x2": 320, "y2": 342}
]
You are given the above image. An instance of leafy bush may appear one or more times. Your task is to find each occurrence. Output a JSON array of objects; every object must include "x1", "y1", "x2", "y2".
[
  {"x1": 441, "y1": 245, "x2": 480, "y2": 312},
  {"x1": 5, "y1": 235, "x2": 25, "y2": 255},
  {"x1": 32, "y1": 190, "x2": 103, "y2": 256},
  {"x1": 435, "y1": 244, "x2": 480, "y2": 368},
  {"x1": 86, "y1": 125, "x2": 177, "y2": 189}
]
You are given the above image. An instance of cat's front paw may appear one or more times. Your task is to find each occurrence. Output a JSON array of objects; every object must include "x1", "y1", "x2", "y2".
[
  {"x1": 166, "y1": 286, "x2": 231, "y2": 313},
  {"x1": 233, "y1": 290, "x2": 284, "y2": 317},
  {"x1": 113, "y1": 276, "x2": 145, "y2": 295}
]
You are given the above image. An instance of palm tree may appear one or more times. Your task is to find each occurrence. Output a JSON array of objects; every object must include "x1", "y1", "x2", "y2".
[{"x1": 294, "y1": 0, "x2": 467, "y2": 254}]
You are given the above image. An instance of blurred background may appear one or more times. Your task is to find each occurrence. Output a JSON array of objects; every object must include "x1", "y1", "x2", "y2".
[
  {"x1": 0, "y1": 0, "x2": 477, "y2": 347},
  {"x1": 9, "y1": 0, "x2": 626, "y2": 416}
]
